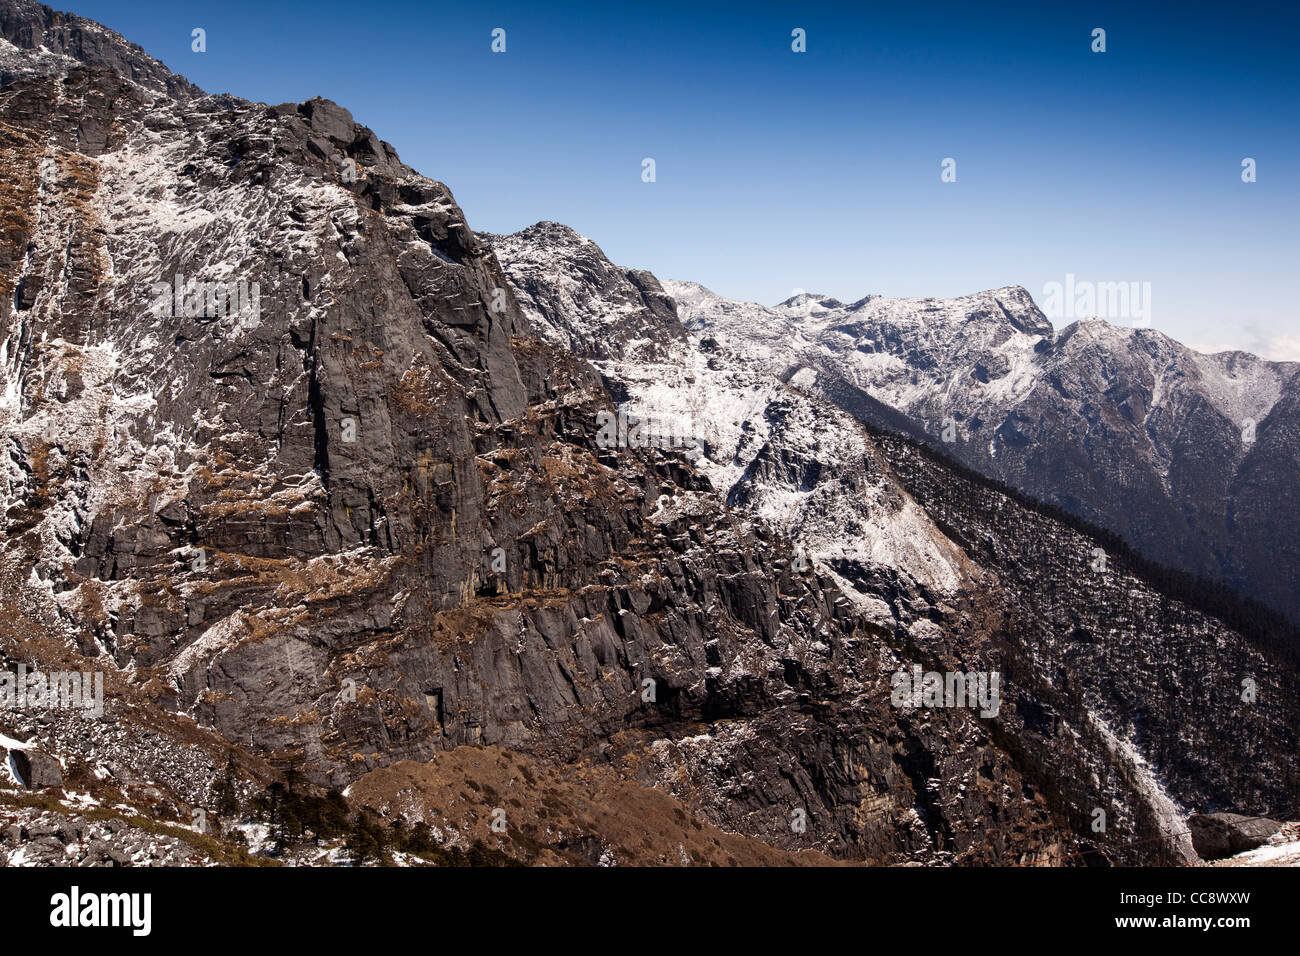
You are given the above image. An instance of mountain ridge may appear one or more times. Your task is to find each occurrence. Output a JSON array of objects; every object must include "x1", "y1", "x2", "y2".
[
  {"x1": 0, "y1": 0, "x2": 1295, "y2": 868},
  {"x1": 487, "y1": 221, "x2": 1300, "y2": 864},
  {"x1": 663, "y1": 275, "x2": 1300, "y2": 624},
  {"x1": 0, "y1": 0, "x2": 1075, "y2": 865},
  {"x1": 0, "y1": 0, "x2": 202, "y2": 99}
]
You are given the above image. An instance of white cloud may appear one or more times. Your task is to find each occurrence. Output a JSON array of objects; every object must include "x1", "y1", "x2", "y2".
[
  {"x1": 1260, "y1": 334, "x2": 1300, "y2": 362},
  {"x1": 1190, "y1": 334, "x2": 1300, "y2": 362}
]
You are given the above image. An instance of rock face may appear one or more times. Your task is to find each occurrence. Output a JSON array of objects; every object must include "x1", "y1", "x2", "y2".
[
  {"x1": 485, "y1": 223, "x2": 973, "y2": 601},
  {"x1": 0, "y1": 0, "x2": 200, "y2": 98},
  {"x1": 1189, "y1": 813, "x2": 1283, "y2": 860},
  {"x1": 666, "y1": 281, "x2": 1300, "y2": 627},
  {"x1": 0, "y1": 0, "x2": 1064, "y2": 864},
  {"x1": 485, "y1": 222, "x2": 687, "y2": 364}
]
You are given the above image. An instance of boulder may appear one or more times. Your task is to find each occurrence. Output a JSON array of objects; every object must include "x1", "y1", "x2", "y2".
[
  {"x1": 1189, "y1": 812, "x2": 1282, "y2": 860},
  {"x1": 298, "y1": 97, "x2": 355, "y2": 144},
  {"x1": 7, "y1": 748, "x2": 63, "y2": 790}
]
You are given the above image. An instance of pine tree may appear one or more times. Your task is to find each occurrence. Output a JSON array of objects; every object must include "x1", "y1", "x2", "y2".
[{"x1": 214, "y1": 758, "x2": 241, "y2": 819}]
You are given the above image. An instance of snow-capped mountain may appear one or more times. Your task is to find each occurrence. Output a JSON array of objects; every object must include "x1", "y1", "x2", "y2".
[
  {"x1": 486, "y1": 224, "x2": 971, "y2": 601},
  {"x1": 0, "y1": 0, "x2": 1295, "y2": 868},
  {"x1": 489, "y1": 221, "x2": 1300, "y2": 864},
  {"x1": 664, "y1": 280, "x2": 1300, "y2": 625}
]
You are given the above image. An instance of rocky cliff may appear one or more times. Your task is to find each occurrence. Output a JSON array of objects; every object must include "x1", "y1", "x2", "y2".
[{"x1": 0, "y1": 0, "x2": 1067, "y2": 865}]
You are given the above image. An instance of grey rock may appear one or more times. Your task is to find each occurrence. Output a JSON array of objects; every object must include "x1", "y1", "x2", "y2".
[
  {"x1": 21, "y1": 837, "x2": 67, "y2": 864},
  {"x1": 298, "y1": 96, "x2": 355, "y2": 144},
  {"x1": 1189, "y1": 812, "x2": 1282, "y2": 860},
  {"x1": 9, "y1": 750, "x2": 63, "y2": 789},
  {"x1": 1, "y1": 0, "x2": 1294, "y2": 869},
  {"x1": 0, "y1": 0, "x2": 201, "y2": 99},
  {"x1": 84, "y1": 838, "x2": 132, "y2": 865}
]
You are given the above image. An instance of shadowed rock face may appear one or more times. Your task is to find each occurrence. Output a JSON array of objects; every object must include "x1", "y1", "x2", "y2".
[
  {"x1": 5, "y1": 745, "x2": 62, "y2": 788},
  {"x1": 1189, "y1": 813, "x2": 1282, "y2": 860}
]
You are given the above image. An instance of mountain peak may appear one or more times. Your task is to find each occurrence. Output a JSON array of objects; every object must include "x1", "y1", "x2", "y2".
[
  {"x1": 0, "y1": 0, "x2": 202, "y2": 99},
  {"x1": 484, "y1": 222, "x2": 689, "y2": 362},
  {"x1": 507, "y1": 220, "x2": 599, "y2": 247},
  {"x1": 775, "y1": 292, "x2": 844, "y2": 311}
]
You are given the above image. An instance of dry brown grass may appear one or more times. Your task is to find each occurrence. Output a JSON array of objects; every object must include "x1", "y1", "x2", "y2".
[
  {"x1": 0, "y1": 121, "x2": 43, "y2": 296},
  {"x1": 349, "y1": 746, "x2": 844, "y2": 867}
]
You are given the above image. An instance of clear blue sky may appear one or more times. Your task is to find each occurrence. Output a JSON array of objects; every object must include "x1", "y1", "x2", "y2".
[{"x1": 67, "y1": 0, "x2": 1300, "y2": 357}]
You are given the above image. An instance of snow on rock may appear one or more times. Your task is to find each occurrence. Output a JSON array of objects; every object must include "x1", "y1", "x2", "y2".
[
  {"x1": 663, "y1": 276, "x2": 1300, "y2": 625},
  {"x1": 488, "y1": 226, "x2": 973, "y2": 600}
]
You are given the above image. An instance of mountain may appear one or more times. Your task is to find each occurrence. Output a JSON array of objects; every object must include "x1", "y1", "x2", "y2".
[
  {"x1": 487, "y1": 222, "x2": 1300, "y2": 863},
  {"x1": 0, "y1": 0, "x2": 200, "y2": 98},
  {"x1": 0, "y1": 0, "x2": 1065, "y2": 865},
  {"x1": 0, "y1": 0, "x2": 1296, "y2": 867},
  {"x1": 664, "y1": 281, "x2": 1300, "y2": 626}
]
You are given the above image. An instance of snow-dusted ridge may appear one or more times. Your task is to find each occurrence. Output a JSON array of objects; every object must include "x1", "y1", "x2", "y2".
[
  {"x1": 489, "y1": 221, "x2": 1300, "y2": 867},
  {"x1": 664, "y1": 277, "x2": 1300, "y2": 625},
  {"x1": 487, "y1": 223, "x2": 973, "y2": 601}
]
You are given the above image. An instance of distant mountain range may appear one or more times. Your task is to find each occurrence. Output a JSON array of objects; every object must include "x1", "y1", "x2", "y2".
[
  {"x1": 662, "y1": 279, "x2": 1300, "y2": 626},
  {"x1": 487, "y1": 221, "x2": 1300, "y2": 861}
]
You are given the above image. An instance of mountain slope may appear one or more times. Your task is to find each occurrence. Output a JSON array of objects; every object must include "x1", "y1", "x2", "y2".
[
  {"x1": 1, "y1": 0, "x2": 1295, "y2": 867},
  {"x1": 665, "y1": 280, "x2": 1300, "y2": 626},
  {"x1": 489, "y1": 222, "x2": 1300, "y2": 864}
]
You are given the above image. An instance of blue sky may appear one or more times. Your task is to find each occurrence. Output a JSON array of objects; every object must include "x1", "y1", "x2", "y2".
[{"x1": 69, "y1": 0, "x2": 1300, "y2": 357}]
